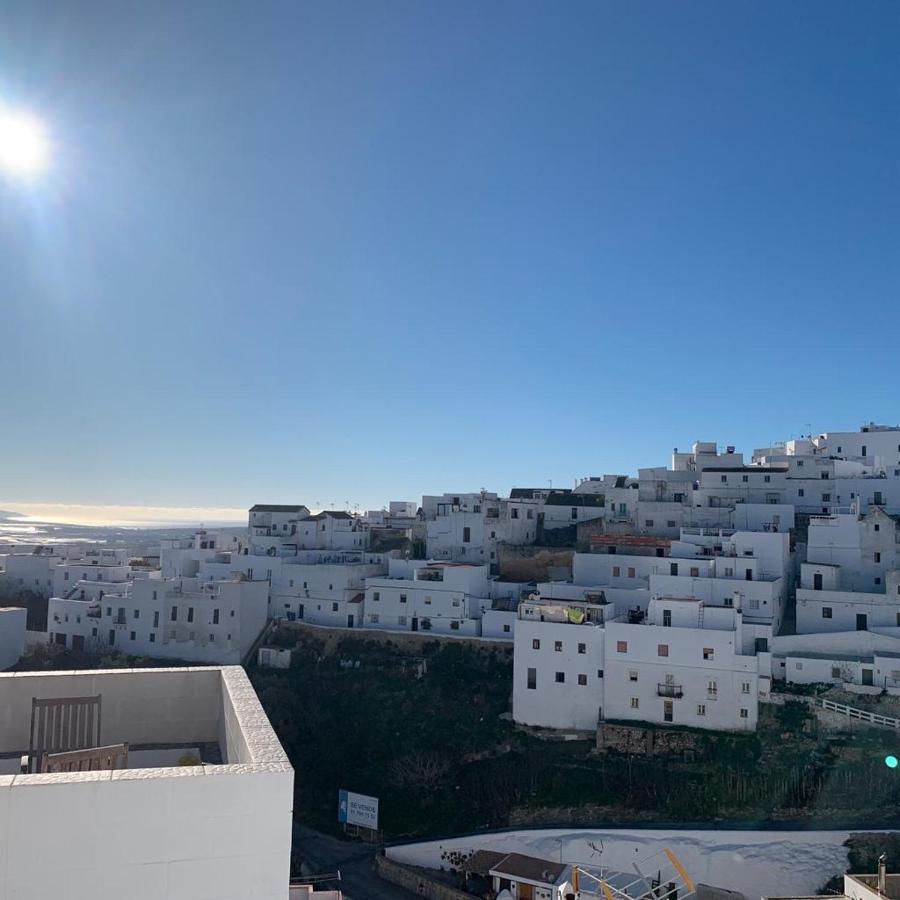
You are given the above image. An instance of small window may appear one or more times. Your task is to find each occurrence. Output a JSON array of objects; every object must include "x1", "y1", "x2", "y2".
[
  {"x1": 697, "y1": 704, "x2": 706, "y2": 716},
  {"x1": 503, "y1": 624, "x2": 511, "y2": 633},
  {"x1": 370, "y1": 613, "x2": 380, "y2": 624},
  {"x1": 149, "y1": 633, "x2": 155, "y2": 643},
  {"x1": 831, "y1": 667, "x2": 841, "y2": 679},
  {"x1": 170, "y1": 607, "x2": 177, "y2": 622},
  {"x1": 721, "y1": 475, "x2": 728, "y2": 483},
  {"x1": 577, "y1": 674, "x2": 587, "y2": 686},
  {"x1": 764, "y1": 475, "x2": 771, "y2": 483},
  {"x1": 627, "y1": 567, "x2": 636, "y2": 578},
  {"x1": 645, "y1": 519, "x2": 654, "y2": 527},
  {"x1": 450, "y1": 621, "x2": 460, "y2": 630},
  {"x1": 630, "y1": 697, "x2": 640, "y2": 709},
  {"x1": 332, "y1": 602, "x2": 339, "y2": 612},
  {"x1": 741, "y1": 682, "x2": 751, "y2": 693},
  {"x1": 617, "y1": 640, "x2": 628, "y2": 653},
  {"x1": 213, "y1": 609, "x2": 220, "y2": 625},
  {"x1": 527, "y1": 667, "x2": 537, "y2": 689},
  {"x1": 555, "y1": 671, "x2": 565, "y2": 683},
  {"x1": 742, "y1": 475, "x2": 749, "y2": 483},
  {"x1": 597, "y1": 669, "x2": 604, "y2": 678},
  {"x1": 628, "y1": 671, "x2": 638, "y2": 682},
  {"x1": 400, "y1": 594, "x2": 407, "y2": 603},
  {"x1": 657, "y1": 644, "x2": 669, "y2": 657},
  {"x1": 129, "y1": 631, "x2": 136, "y2": 641},
  {"x1": 532, "y1": 638, "x2": 541, "y2": 650},
  {"x1": 571, "y1": 507, "x2": 578, "y2": 520},
  {"x1": 739, "y1": 708, "x2": 749, "y2": 719},
  {"x1": 612, "y1": 566, "x2": 621, "y2": 577},
  {"x1": 373, "y1": 591, "x2": 380, "y2": 602},
  {"x1": 662, "y1": 609, "x2": 672, "y2": 627},
  {"x1": 398, "y1": 615, "x2": 407, "y2": 626},
  {"x1": 875, "y1": 552, "x2": 882, "y2": 563},
  {"x1": 822, "y1": 607, "x2": 832, "y2": 618},
  {"x1": 875, "y1": 524, "x2": 881, "y2": 532},
  {"x1": 690, "y1": 567, "x2": 699, "y2": 577},
  {"x1": 703, "y1": 647, "x2": 714, "y2": 660},
  {"x1": 463, "y1": 527, "x2": 471, "y2": 543},
  {"x1": 554, "y1": 640, "x2": 562, "y2": 652},
  {"x1": 578, "y1": 642, "x2": 586, "y2": 654},
  {"x1": 798, "y1": 488, "x2": 805, "y2": 497}
]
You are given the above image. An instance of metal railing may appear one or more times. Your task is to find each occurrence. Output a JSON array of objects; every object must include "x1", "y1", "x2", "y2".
[{"x1": 657, "y1": 683, "x2": 684, "y2": 698}]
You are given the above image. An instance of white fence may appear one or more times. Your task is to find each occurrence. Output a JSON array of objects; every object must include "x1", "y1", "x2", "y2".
[{"x1": 815, "y1": 697, "x2": 900, "y2": 730}]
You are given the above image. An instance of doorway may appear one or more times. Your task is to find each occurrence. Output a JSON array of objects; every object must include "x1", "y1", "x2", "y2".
[
  {"x1": 856, "y1": 613, "x2": 868, "y2": 631},
  {"x1": 862, "y1": 669, "x2": 874, "y2": 686},
  {"x1": 411, "y1": 617, "x2": 418, "y2": 632},
  {"x1": 813, "y1": 573, "x2": 823, "y2": 591},
  {"x1": 347, "y1": 614, "x2": 354, "y2": 628}
]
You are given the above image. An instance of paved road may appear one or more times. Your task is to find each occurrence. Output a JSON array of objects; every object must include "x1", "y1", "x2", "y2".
[{"x1": 292, "y1": 823, "x2": 419, "y2": 900}]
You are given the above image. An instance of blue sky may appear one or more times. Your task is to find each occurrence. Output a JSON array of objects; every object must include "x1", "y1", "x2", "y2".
[{"x1": 1, "y1": 0, "x2": 898, "y2": 514}]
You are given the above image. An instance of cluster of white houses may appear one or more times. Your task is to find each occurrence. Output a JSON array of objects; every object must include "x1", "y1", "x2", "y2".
[{"x1": 5, "y1": 422, "x2": 900, "y2": 736}]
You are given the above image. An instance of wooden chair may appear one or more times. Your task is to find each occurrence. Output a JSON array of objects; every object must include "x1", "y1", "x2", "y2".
[
  {"x1": 21, "y1": 695, "x2": 102, "y2": 774},
  {"x1": 41, "y1": 743, "x2": 128, "y2": 773}
]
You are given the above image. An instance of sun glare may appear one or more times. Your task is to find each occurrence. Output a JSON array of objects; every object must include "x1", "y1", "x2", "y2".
[{"x1": 0, "y1": 109, "x2": 49, "y2": 177}]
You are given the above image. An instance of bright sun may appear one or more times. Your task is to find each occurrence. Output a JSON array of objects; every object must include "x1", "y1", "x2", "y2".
[{"x1": 0, "y1": 110, "x2": 49, "y2": 176}]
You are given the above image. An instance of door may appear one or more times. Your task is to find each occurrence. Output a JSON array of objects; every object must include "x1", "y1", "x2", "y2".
[
  {"x1": 72, "y1": 635, "x2": 85, "y2": 652},
  {"x1": 663, "y1": 700, "x2": 673, "y2": 723},
  {"x1": 519, "y1": 885, "x2": 534, "y2": 900},
  {"x1": 862, "y1": 668, "x2": 874, "y2": 686},
  {"x1": 411, "y1": 617, "x2": 418, "y2": 632},
  {"x1": 298, "y1": 604, "x2": 304, "y2": 620},
  {"x1": 857, "y1": 613, "x2": 868, "y2": 631},
  {"x1": 347, "y1": 614, "x2": 354, "y2": 628},
  {"x1": 813, "y1": 573, "x2": 823, "y2": 590}
]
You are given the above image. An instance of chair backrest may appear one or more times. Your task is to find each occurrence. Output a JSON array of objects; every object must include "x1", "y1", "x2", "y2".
[
  {"x1": 27, "y1": 695, "x2": 102, "y2": 774},
  {"x1": 41, "y1": 743, "x2": 128, "y2": 773}
]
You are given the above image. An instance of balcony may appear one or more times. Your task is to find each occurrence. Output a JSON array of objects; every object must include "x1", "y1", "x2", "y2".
[{"x1": 657, "y1": 683, "x2": 684, "y2": 698}]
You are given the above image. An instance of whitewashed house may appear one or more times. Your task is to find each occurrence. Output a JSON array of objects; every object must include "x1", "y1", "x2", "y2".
[{"x1": 47, "y1": 576, "x2": 268, "y2": 664}]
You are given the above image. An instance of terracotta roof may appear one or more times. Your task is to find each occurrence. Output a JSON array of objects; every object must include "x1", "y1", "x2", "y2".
[
  {"x1": 465, "y1": 850, "x2": 508, "y2": 875},
  {"x1": 488, "y1": 853, "x2": 566, "y2": 885}
]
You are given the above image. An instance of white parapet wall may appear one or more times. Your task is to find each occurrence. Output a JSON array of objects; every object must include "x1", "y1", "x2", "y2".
[{"x1": 0, "y1": 666, "x2": 294, "y2": 900}]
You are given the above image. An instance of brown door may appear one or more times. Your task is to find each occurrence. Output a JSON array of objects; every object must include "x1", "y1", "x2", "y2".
[{"x1": 518, "y1": 885, "x2": 534, "y2": 900}]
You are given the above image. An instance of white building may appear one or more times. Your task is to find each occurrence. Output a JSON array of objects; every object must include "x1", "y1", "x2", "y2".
[
  {"x1": 363, "y1": 559, "x2": 491, "y2": 635},
  {"x1": 513, "y1": 594, "x2": 769, "y2": 733},
  {"x1": 47, "y1": 576, "x2": 269, "y2": 664},
  {"x1": 0, "y1": 607, "x2": 26, "y2": 669},
  {"x1": 0, "y1": 665, "x2": 293, "y2": 899}
]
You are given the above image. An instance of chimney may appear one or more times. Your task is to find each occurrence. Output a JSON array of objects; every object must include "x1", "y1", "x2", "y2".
[{"x1": 879, "y1": 853, "x2": 887, "y2": 895}]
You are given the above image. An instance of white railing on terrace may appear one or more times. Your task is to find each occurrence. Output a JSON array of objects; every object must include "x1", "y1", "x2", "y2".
[{"x1": 816, "y1": 698, "x2": 900, "y2": 730}]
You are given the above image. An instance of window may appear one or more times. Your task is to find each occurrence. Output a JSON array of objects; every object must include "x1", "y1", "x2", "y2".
[
  {"x1": 463, "y1": 527, "x2": 471, "y2": 543},
  {"x1": 628, "y1": 671, "x2": 638, "y2": 682},
  {"x1": 670, "y1": 563, "x2": 679, "y2": 576},
  {"x1": 555, "y1": 672, "x2": 565, "y2": 683},
  {"x1": 187, "y1": 607, "x2": 194, "y2": 623},
  {"x1": 398, "y1": 616, "x2": 407, "y2": 626},
  {"x1": 822, "y1": 607, "x2": 832, "y2": 618},
  {"x1": 133, "y1": 609, "x2": 139, "y2": 619},
  {"x1": 739, "y1": 708, "x2": 749, "y2": 719},
  {"x1": 532, "y1": 638, "x2": 541, "y2": 650},
  {"x1": 764, "y1": 475, "x2": 771, "y2": 483},
  {"x1": 597, "y1": 669, "x2": 604, "y2": 678},
  {"x1": 424, "y1": 597, "x2": 432, "y2": 604},
  {"x1": 822, "y1": 493, "x2": 831, "y2": 502},
  {"x1": 703, "y1": 647, "x2": 714, "y2": 660},
  {"x1": 741, "y1": 682, "x2": 751, "y2": 693},
  {"x1": 831, "y1": 667, "x2": 841, "y2": 679},
  {"x1": 667, "y1": 520, "x2": 677, "y2": 528},
  {"x1": 707, "y1": 679, "x2": 718, "y2": 695},
  {"x1": 554, "y1": 641, "x2": 562, "y2": 652},
  {"x1": 511, "y1": 507, "x2": 519, "y2": 519},
  {"x1": 742, "y1": 475, "x2": 749, "y2": 483},
  {"x1": 875, "y1": 577, "x2": 882, "y2": 586},
  {"x1": 725, "y1": 567, "x2": 733, "y2": 576},
  {"x1": 617, "y1": 640, "x2": 628, "y2": 653},
  {"x1": 370, "y1": 613, "x2": 380, "y2": 624},
  {"x1": 612, "y1": 566, "x2": 621, "y2": 577},
  {"x1": 721, "y1": 475, "x2": 728, "y2": 483},
  {"x1": 450, "y1": 621, "x2": 460, "y2": 630},
  {"x1": 129, "y1": 631, "x2": 136, "y2": 641},
  {"x1": 627, "y1": 567, "x2": 635, "y2": 578},
  {"x1": 571, "y1": 508, "x2": 578, "y2": 520},
  {"x1": 578, "y1": 674, "x2": 587, "y2": 686},
  {"x1": 657, "y1": 644, "x2": 669, "y2": 657},
  {"x1": 503, "y1": 624, "x2": 511, "y2": 633},
  {"x1": 798, "y1": 489, "x2": 805, "y2": 497},
  {"x1": 797, "y1": 460, "x2": 804, "y2": 467},
  {"x1": 578, "y1": 643, "x2": 586, "y2": 654},
  {"x1": 697, "y1": 705, "x2": 706, "y2": 716},
  {"x1": 400, "y1": 594, "x2": 407, "y2": 603},
  {"x1": 875, "y1": 524, "x2": 881, "y2": 532},
  {"x1": 527, "y1": 508, "x2": 534, "y2": 520},
  {"x1": 373, "y1": 591, "x2": 380, "y2": 602},
  {"x1": 171, "y1": 607, "x2": 177, "y2": 622},
  {"x1": 527, "y1": 667, "x2": 537, "y2": 689},
  {"x1": 149, "y1": 633, "x2": 155, "y2": 643},
  {"x1": 332, "y1": 602, "x2": 339, "y2": 612},
  {"x1": 662, "y1": 610, "x2": 671, "y2": 627},
  {"x1": 106, "y1": 607, "x2": 112, "y2": 617},
  {"x1": 690, "y1": 567, "x2": 699, "y2": 577},
  {"x1": 213, "y1": 609, "x2": 220, "y2": 625},
  {"x1": 645, "y1": 519, "x2": 654, "y2": 527},
  {"x1": 630, "y1": 697, "x2": 640, "y2": 709},
  {"x1": 875, "y1": 552, "x2": 882, "y2": 563},
  {"x1": 152, "y1": 590, "x2": 157, "y2": 601},
  {"x1": 153, "y1": 611, "x2": 159, "y2": 628}
]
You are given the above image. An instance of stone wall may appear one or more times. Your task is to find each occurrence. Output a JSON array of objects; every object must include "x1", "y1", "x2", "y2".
[
  {"x1": 596, "y1": 722, "x2": 705, "y2": 757},
  {"x1": 497, "y1": 546, "x2": 574, "y2": 582},
  {"x1": 375, "y1": 855, "x2": 476, "y2": 899}
]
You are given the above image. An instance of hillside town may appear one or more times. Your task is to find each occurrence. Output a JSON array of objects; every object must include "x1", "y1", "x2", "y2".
[{"x1": 4, "y1": 422, "x2": 900, "y2": 741}]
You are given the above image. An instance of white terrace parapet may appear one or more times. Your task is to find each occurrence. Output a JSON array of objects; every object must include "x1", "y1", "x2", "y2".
[{"x1": 0, "y1": 666, "x2": 293, "y2": 900}]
